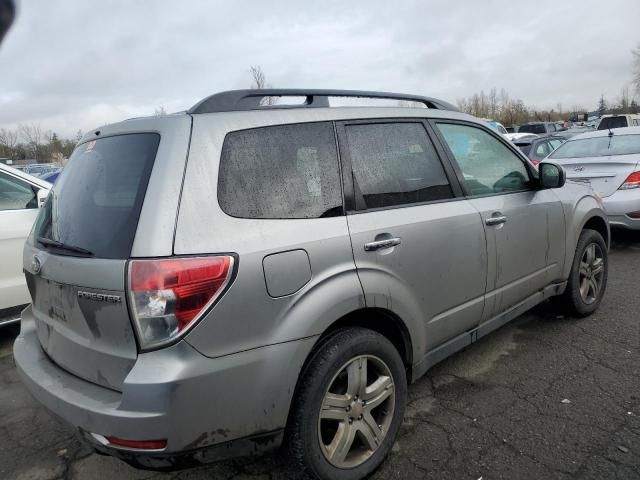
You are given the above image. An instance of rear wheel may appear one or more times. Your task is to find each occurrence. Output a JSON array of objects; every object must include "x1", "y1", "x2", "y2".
[
  {"x1": 287, "y1": 327, "x2": 407, "y2": 480},
  {"x1": 554, "y1": 229, "x2": 608, "y2": 317}
]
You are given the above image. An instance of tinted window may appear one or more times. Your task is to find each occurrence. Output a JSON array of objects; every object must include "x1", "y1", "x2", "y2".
[
  {"x1": 344, "y1": 123, "x2": 453, "y2": 210},
  {"x1": 34, "y1": 134, "x2": 160, "y2": 259},
  {"x1": 550, "y1": 134, "x2": 640, "y2": 159},
  {"x1": 437, "y1": 123, "x2": 531, "y2": 196},
  {"x1": 598, "y1": 116, "x2": 628, "y2": 130},
  {"x1": 518, "y1": 124, "x2": 546, "y2": 134},
  {"x1": 218, "y1": 122, "x2": 342, "y2": 219},
  {"x1": 516, "y1": 143, "x2": 533, "y2": 156},
  {"x1": 0, "y1": 172, "x2": 37, "y2": 211}
]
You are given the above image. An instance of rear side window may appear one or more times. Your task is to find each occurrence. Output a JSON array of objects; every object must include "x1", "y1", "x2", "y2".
[
  {"x1": 34, "y1": 133, "x2": 160, "y2": 259},
  {"x1": 344, "y1": 123, "x2": 453, "y2": 210},
  {"x1": 218, "y1": 122, "x2": 342, "y2": 219}
]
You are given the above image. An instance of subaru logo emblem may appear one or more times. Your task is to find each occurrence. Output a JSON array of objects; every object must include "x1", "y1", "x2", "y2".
[{"x1": 31, "y1": 255, "x2": 42, "y2": 275}]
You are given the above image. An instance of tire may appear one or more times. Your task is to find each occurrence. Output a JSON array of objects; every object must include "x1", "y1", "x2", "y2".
[
  {"x1": 554, "y1": 229, "x2": 608, "y2": 317},
  {"x1": 287, "y1": 327, "x2": 407, "y2": 480}
]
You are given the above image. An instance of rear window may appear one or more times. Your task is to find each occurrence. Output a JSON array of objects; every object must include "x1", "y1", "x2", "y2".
[
  {"x1": 218, "y1": 122, "x2": 342, "y2": 219},
  {"x1": 515, "y1": 143, "x2": 532, "y2": 156},
  {"x1": 34, "y1": 133, "x2": 160, "y2": 259},
  {"x1": 518, "y1": 124, "x2": 546, "y2": 134},
  {"x1": 549, "y1": 134, "x2": 640, "y2": 159},
  {"x1": 598, "y1": 116, "x2": 628, "y2": 130}
]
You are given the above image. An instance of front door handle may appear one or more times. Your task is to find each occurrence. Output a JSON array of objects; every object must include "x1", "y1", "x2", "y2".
[
  {"x1": 364, "y1": 237, "x2": 401, "y2": 251},
  {"x1": 485, "y1": 215, "x2": 507, "y2": 226}
]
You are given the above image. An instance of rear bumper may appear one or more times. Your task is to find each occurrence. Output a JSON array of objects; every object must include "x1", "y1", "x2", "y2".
[
  {"x1": 14, "y1": 307, "x2": 316, "y2": 468},
  {"x1": 602, "y1": 189, "x2": 640, "y2": 230}
]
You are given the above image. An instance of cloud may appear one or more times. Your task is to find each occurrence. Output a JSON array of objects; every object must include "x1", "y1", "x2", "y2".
[{"x1": 1, "y1": 0, "x2": 638, "y2": 136}]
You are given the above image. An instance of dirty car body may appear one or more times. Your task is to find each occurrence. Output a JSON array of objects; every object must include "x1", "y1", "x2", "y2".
[{"x1": 14, "y1": 89, "x2": 610, "y2": 475}]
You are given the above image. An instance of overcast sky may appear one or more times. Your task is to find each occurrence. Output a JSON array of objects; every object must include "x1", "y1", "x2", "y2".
[{"x1": 1, "y1": 0, "x2": 639, "y2": 137}]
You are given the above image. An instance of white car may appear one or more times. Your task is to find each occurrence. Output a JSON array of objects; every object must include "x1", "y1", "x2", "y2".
[
  {"x1": 0, "y1": 163, "x2": 51, "y2": 325},
  {"x1": 546, "y1": 126, "x2": 640, "y2": 229}
]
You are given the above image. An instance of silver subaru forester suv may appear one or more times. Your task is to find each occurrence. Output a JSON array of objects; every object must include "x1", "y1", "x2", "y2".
[{"x1": 14, "y1": 90, "x2": 609, "y2": 480}]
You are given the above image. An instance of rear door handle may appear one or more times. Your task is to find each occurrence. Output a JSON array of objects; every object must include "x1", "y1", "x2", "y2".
[
  {"x1": 485, "y1": 215, "x2": 507, "y2": 226},
  {"x1": 364, "y1": 237, "x2": 401, "y2": 251}
]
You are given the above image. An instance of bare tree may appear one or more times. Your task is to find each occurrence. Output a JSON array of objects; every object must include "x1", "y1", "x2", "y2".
[
  {"x1": 633, "y1": 43, "x2": 640, "y2": 96},
  {"x1": 0, "y1": 127, "x2": 18, "y2": 158},
  {"x1": 19, "y1": 123, "x2": 43, "y2": 160},
  {"x1": 618, "y1": 86, "x2": 631, "y2": 113},
  {"x1": 154, "y1": 106, "x2": 167, "y2": 116},
  {"x1": 249, "y1": 65, "x2": 276, "y2": 105}
]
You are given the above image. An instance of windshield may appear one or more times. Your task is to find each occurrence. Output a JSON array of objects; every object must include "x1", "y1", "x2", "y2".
[
  {"x1": 33, "y1": 133, "x2": 160, "y2": 258},
  {"x1": 549, "y1": 134, "x2": 640, "y2": 159}
]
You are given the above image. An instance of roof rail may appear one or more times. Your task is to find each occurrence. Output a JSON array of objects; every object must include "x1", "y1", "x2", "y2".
[{"x1": 188, "y1": 89, "x2": 458, "y2": 114}]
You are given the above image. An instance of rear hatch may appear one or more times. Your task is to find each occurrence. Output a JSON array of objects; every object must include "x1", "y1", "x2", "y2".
[
  {"x1": 24, "y1": 133, "x2": 161, "y2": 391},
  {"x1": 549, "y1": 133, "x2": 640, "y2": 197}
]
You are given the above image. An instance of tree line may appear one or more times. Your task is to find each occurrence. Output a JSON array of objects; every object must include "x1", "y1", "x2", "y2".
[
  {"x1": 0, "y1": 124, "x2": 82, "y2": 163},
  {"x1": 456, "y1": 86, "x2": 639, "y2": 127}
]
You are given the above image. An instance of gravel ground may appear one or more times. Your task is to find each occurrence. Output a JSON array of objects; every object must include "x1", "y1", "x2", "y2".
[{"x1": 1, "y1": 231, "x2": 639, "y2": 480}]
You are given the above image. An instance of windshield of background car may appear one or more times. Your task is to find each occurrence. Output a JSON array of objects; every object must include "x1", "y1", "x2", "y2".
[
  {"x1": 518, "y1": 124, "x2": 546, "y2": 134},
  {"x1": 549, "y1": 134, "x2": 640, "y2": 159},
  {"x1": 598, "y1": 116, "x2": 628, "y2": 130},
  {"x1": 33, "y1": 133, "x2": 160, "y2": 258}
]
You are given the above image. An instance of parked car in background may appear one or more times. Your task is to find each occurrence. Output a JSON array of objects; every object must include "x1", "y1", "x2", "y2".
[
  {"x1": 0, "y1": 164, "x2": 50, "y2": 325},
  {"x1": 20, "y1": 163, "x2": 61, "y2": 177},
  {"x1": 513, "y1": 135, "x2": 566, "y2": 166},
  {"x1": 548, "y1": 126, "x2": 640, "y2": 229},
  {"x1": 14, "y1": 89, "x2": 609, "y2": 480},
  {"x1": 482, "y1": 119, "x2": 508, "y2": 135},
  {"x1": 517, "y1": 122, "x2": 563, "y2": 135},
  {"x1": 40, "y1": 170, "x2": 61, "y2": 184},
  {"x1": 597, "y1": 114, "x2": 640, "y2": 131},
  {"x1": 505, "y1": 132, "x2": 538, "y2": 143}
]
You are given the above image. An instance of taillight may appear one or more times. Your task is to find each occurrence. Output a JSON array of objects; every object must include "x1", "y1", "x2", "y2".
[
  {"x1": 619, "y1": 172, "x2": 640, "y2": 190},
  {"x1": 128, "y1": 256, "x2": 234, "y2": 350},
  {"x1": 530, "y1": 159, "x2": 540, "y2": 166},
  {"x1": 106, "y1": 436, "x2": 167, "y2": 451}
]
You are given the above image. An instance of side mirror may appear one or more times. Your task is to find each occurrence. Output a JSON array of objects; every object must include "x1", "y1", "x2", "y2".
[
  {"x1": 539, "y1": 162, "x2": 565, "y2": 189},
  {"x1": 37, "y1": 188, "x2": 50, "y2": 208}
]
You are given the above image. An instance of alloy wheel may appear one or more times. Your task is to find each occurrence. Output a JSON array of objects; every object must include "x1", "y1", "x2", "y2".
[
  {"x1": 317, "y1": 355, "x2": 395, "y2": 468},
  {"x1": 578, "y1": 242, "x2": 604, "y2": 305}
]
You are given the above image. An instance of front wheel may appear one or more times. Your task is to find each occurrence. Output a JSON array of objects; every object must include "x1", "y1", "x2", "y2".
[
  {"x1": 554, "y1": 229, "x2": 608, "y2": 317},
  {"x1": 287, "y1": 327, "x2": 407, "y2": 480}
]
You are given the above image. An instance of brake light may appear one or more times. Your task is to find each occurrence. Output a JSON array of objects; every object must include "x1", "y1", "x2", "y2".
[
  {"x1": 128, "y1": 256, "x2": 234, "y2": 350},
  {"x1": 530, "y1": 159, "x2": 540, "y2": 166},
  {"x1": 106, "y1": 436, "x2": 167, "y2": 450},
  {"x1": 619, "y1": 171, "x2": 640, "y2": 190}
]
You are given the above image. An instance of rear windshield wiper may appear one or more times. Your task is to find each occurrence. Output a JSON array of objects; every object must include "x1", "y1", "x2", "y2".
[{"x1": 37, "y1": 236, "x2": 94, "y2": 257}]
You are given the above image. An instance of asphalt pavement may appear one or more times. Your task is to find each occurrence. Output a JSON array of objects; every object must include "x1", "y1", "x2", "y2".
[{"x1": 1, "y1": 231, "x2": 639, "y2": 480}]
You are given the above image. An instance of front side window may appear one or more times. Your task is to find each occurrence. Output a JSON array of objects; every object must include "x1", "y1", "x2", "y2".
[
  {"x1": 0, "y1": 172, "x2": 37, "y2": 211},
  {"x1": 436, "y1": 123, "x2": 531, "y2": 196},
  {"x1": 344, "y1": 122, "x2": 453, "y2": 210},
  {"x1": 218, "y1": 122, "x2": 342, "y2": 219}
]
